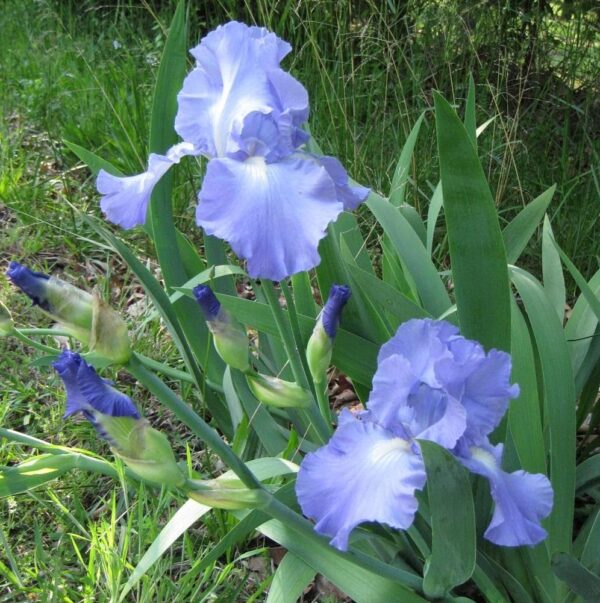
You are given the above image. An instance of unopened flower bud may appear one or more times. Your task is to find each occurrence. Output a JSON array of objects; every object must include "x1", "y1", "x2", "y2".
[
  {"x1": 193, "y1": 284, "x2": 249, "y2": 372},
  {"x1": 53, "y1": 350, "x2": 184, "y2": 488},
  {"x1": 306, "y1": 284, "x2": 351, "y2": 383},
  {"x1": 185, "y1": 478, "x2": 269, "y2": 510},
  {"x1": 246, "y1": 373, "x2": 312, "y2": 408},
  {"x1": 0, "y1": 301, "x2": 13, "y2": 336},
  {"x1": 7, "y1": 261, "x2": 131, "y2": 363}
]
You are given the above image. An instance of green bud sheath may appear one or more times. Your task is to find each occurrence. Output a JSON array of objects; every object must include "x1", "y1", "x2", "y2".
[
  {"x1": 100, "y1": 416, "x2": 185, "y2": 488},
  {"x1": 186, "y1": 478, "x2": 269, "y2": 510},
  {"x1": 246, "y1": 373, "x2": 312, "y2": 408},
  {"x1": 306, "y1": 323, "x2": 332, "y2": 385},
  {"x1": 89, "y1": 293, "x2": 131, "y2": 364}
]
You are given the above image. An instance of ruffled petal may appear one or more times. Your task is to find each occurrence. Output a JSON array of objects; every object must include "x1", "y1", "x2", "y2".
[
  {"x1": 175, "y1": 21, "x2": 307, "y2": 158},
  {"x1": 460, "y1": 443, "x2": 553, "y2": 547},
  {"x1": 378, "y1": 319, "x2": 459, "y2": 388},
  {"x1": 296, "y1": 409, "x2": 426, "y2": 550},
  {"x1": 365, "y1": 354, "x2": 417, "y2": 436},
  {"x1": 459, "y1": 349, "x2": 520, "y2": 445},
  {"x1": 318, "y1": 155, "x2": 370, "y2": 211},
  {"x1": 368, "y1": 355, "x2": 467, "y2": 448},
  {"x1": 196, "y1": 154, "x2": 343, "y2": 280},
  {"x1": 97, "y1": 142, "x2": 196, "y2": 229}
]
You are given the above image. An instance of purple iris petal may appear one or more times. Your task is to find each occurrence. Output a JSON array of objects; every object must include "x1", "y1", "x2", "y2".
[
  {"x1": 175, "y1": 21, "x2": 301, "y2": 157},
  {"x1": 193, "y1": 284, "x2": 221, "y2": 320},
  {"x1": 318, "y1": 155, "x2": 371, "y2": 211},
  {"x1": 6, "y1": 261, "x2": 50, "y2": 310},
  {"x1": 97, "y1": 142, "x2": 197, "y2": 229},
  {"x1": 459, "y1": 349, "x2": 520, "y2": 445},
  {"x1": 367, "y1": 354, "x2": 467, "y2": 449},
  {"x1": 296, "y1": 409, "x2": 426, "y2": 551},
  {"x1": 53, "y1": 350, "x2": 140, "y2": 422},
  {"x1": 321, "y1": 284, "x2": 351, "y2": 338},
  {"x1": 378, "y1": 319, "x2": 460, "y2": 388},
  {"x1": 459, "y1": 443, "x2": 553, "y2": 547},
  {"x1": 197, "y1": 154, "x2": 343, "y2": 281}
]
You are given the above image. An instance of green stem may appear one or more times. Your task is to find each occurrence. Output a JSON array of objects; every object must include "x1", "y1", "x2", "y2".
[
  {"x1": 261, "y1": 280, "x2": 330, "y2": 442},
  {"x1": 314, "y1": 379, "x2": 333, "y2": 424},
  {"x1": 261, "y1": 280, "x2": 308, "y2": 387},
  {"x1": 263, "y1": 494, "x2": 423, "y2": 592},
  {"x1": 134, "y1": 352, "x2": 195, "y2": 384},
  {"x1": 126, "y1": 354, "x2": 262, "y2": 490},
  {"x1": 19, "y1": 328, "x2": 72, "y2": 337},
  {"x1": 12, "y1": 329, "x2": 60, "y2": 354},
  {"x1": 280, "y1": 279, "x2": 313, "y2": 392},
  {"x1": 0, "y1": 427, "x2": 136, "y2": 481}
]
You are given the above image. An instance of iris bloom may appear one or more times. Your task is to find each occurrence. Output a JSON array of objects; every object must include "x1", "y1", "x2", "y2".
[
  {"x1": 97, "y1": 21, "x2": 369, "y2": 280},
  {"x1": 296, "y1": 319, "x2": 553, "y2": 551}
]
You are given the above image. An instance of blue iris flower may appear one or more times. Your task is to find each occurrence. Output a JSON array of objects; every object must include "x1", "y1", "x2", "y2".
[
  {"x1": 96, "y1": 21, "x2": 369, "y2": 281},
  {"x1": 296, "y1": 318, "x2": 553, "y2": 551}
]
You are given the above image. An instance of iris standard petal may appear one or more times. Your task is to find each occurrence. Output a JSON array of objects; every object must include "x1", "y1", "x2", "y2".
[
  {"x1": 378, "y1": 319, "x2": 459, "y2": 388},
  {"x1": 460, "y1": 443, "x2": 553, "y2": 547},
  {"x1": 296, "y1": 409, "x2": 427, "y2": 551},
  {"x1": 52, "y1": 350, "x2": 89, "y2": 418},
  {"x1": 367, "y1": 354, "x2": 467, "y2": 448},
  {"x1": 196, "y1": 154, "x2": 342, "y2": 280},
  {"x1": 318, "y1": 155, "x2": 370, "y2": 211},
  {"x1": 97, "y1": 142, "x2": 196, "y2": 229},
  {"x1": 175, "y1": 21, "x2": 305, "y2": 158}
]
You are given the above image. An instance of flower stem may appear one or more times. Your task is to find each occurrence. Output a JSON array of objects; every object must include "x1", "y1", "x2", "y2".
[
  {"x1": 261, "y1": 280, "x2": 331, "y2": 442},
  {"x1": 11, "y1": 328, "x2": 60, "y2": 355},
  {"x1": 314, "y1": 379, "x2": 333, "y2": 424}
]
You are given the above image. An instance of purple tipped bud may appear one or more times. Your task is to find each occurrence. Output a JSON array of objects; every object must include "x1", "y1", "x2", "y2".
[
  {"x1": 53, "y1": 350, "x2": 184, "y2": 487},
  {"x1": 193, "y1": 284, "x2": 249, "y2": 371},
  {"x1": 6, "y1": 260, "x2": 131, "y2": 363},
  {"x1": 193, "y1": 284, "x2": 221, "y2": 320},
  {"x1": 53, "y1": 350, "x2": 140, "y2": 423},
  {"x1": 306, "y1": 284, "x2": 351, "y2": 383},
  {"x1": 6, "y1": 261, "x2": 51, "y2": 310},
  {"x1": 322, "y1": 284, "x2": 351, "y2": 338}
]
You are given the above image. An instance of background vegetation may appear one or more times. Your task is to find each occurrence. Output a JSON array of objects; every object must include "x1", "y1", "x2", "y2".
[{"x1": 1, "y1": 0, "x2": 598, "y2": 600}]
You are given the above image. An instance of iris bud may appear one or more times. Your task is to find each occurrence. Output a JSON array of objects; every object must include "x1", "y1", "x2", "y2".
[
  {"x1": 107, "y1": 418, "x2": 186, "y2": 488},
  {"x1": 246, "y1": 373, "x2": 312, "y2": 408},
  {"x1": 306, "y1": 284, "x2": 351, "y2": 383},
  {"x1": 53, "y1": 350, "x2": 184, "y2": 488},
  {"x1": 193, "y1": 284, "x2": 250, "y2": 372},
  {"x1": 186, "y1": 478, "x2": 269, "y2": 510},
  {"x1": 6, "y1": 261, "x2": 131, "y2": 363},
  {"x1": 0, "y1": 301, "x2": 13, "y2": 336}
]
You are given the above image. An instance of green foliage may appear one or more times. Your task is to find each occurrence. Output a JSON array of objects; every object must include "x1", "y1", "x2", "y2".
[{"x1": 1, "y1": 0, "x2": 599, "y2": 601}]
